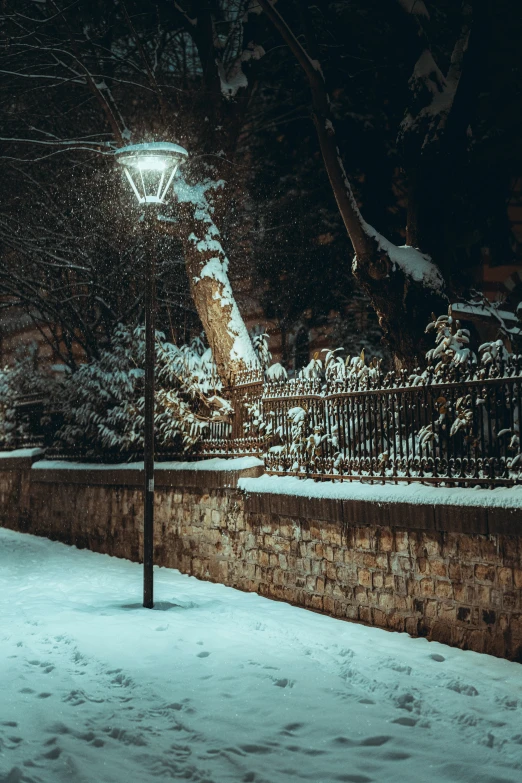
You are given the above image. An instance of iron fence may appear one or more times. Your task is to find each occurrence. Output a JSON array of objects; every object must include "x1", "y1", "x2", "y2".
[
  {"x1": 198, "y1": 373, "x2": 264, "y2": 458},
  {"x1": 202, "y1": 358, "x2": 522, "y2": 487}
]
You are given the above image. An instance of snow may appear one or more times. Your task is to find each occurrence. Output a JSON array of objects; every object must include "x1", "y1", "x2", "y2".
[
  {"x1": 266, "y1": 363, "x2": 287, "y2": 382},
  {"x1": 451, "y1": 302, "x2": 522, "y2": 335},
  {"x1": 452, "y1": 303, "x2": 519, "y2": 323},
  {"x1": 31, "y1": 457, "x2": 264, "y2": 472},
  {"x1": 400, "y1": 44, "x2": 462, "y2": 148},
  {"x1": 239, "y1": 474, "x2": 522, "y2": 510},
  {"x1": 331, "y1": 139, "x2": 443, "y2": 294},
  {"x1": 218, "y1": 61, "x2": 248, "y2": 98},
  {"x1": 114, "y1": 142, "x2": 188, "y2": 157},
  {"x1": 390, "y1": 244, "x2": 444, "y2": 290},
  {"x1": 0, "y1": 448, "x2": 44, "y2": 460},
  {"x1": 412, "y1": 51, "x2": 446, "y2": 99},
  {"x1": 397, "y1": 0, "x2": 430, "y2": 17},
  {"x1": 1, "y1": 528, "x2": 522, "y2": 783},
  {"x1": 361, "y1": 224, "x2": 445, "y2": 292}
]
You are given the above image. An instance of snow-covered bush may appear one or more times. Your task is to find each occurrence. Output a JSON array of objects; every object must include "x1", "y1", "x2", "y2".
[
  {"x1": 424, "y1": 310, "x2": 474, "y2": 373},
  {"x1": 268, "y1": 404, "x2": 331, "y2": 473},
  {"x1": 292, "y1": 348, "x2": 382, "y2": 387},
  {"x1": 299, "y1": 354, "x2": 323, "y2": 380},
  {"x1": 266, "y1": 362, "x2": 287, "y2": 382},
  {"x1": 0, "y1": 366, "x2": 13, "y2": 448},
  {"x1": 251, "y1": 331, "x2": 272, "y2": 370},
  {"x1": 478, "y1": 339, "x2": 510, "y2": 371},
  {"x1": 0, "y1": 344, "x2": 59, "y2": 449},
  {"x1": 55, "y1": 326, "x2": 230, "y2": 460},
  {"x1": 251, "y1": 329, "x2": 287, "y2": 382}
]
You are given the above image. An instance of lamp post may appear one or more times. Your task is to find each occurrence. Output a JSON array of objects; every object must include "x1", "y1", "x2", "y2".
[{"x1": 115, "y1": 141, "x2": 188, "y2": 608}]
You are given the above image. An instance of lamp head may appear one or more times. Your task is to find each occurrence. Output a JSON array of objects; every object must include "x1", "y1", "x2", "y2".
[{"x1": 115, "y1": 141, "x2": 188, "y2": 205}]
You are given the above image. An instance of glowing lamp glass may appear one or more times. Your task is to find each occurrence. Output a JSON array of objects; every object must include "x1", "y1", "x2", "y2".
[
  {"x1": 115, "y1": 142, "x2": 188, "y2": 205},
  {"x1": 136, "y1": 157, "x2": 167, "y2": 172}
]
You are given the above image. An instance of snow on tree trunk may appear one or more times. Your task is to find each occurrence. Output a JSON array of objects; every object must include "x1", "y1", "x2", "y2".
[{"x1": 175, "y1": 177, "x2": 260, "y2": 385}]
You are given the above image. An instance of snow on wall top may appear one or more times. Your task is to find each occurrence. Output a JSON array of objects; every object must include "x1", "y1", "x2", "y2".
[
  {"x1": 31, "y1": 456, "x2": 264, "y2": 472},
  {"x1": 0, "y1": 448, "x2": 44, "y2": 460},
  {"x1": 238, "y1": 475, "x2": 522, "y2": 510}
]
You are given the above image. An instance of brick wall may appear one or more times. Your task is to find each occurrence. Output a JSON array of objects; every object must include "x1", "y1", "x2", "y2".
[{"x1": 1, "y1": 456, "x2": 521, "y2": 661}]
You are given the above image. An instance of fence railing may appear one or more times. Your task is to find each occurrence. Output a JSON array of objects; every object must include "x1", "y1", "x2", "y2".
[{"x1": 199, "y1": 374, "x2": 264, "y2": 458}]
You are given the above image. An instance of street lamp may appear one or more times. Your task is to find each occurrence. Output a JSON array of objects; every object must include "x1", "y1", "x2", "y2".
[{"x1": 115, "y1": 141, "x2": 188, "y2": 609}]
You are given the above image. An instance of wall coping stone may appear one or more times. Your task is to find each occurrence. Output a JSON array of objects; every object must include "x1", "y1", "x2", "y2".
[
  {"x1": 28, "y1": 456, "x2": 264, "y2": 489},
  {"x1": 243, "y1": 488, "x2": 520, "y2": 537},
  {"x1": 0, "y1": 448, "x2": 44, "y2": 470}
]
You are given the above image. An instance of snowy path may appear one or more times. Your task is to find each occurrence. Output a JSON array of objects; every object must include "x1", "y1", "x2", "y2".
[{"x1": 1, "y1": 529, "x2": 522, "y2": 783}]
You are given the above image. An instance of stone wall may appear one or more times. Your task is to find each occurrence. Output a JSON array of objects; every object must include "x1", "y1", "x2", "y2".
[
  {"x1": 1, "y1": 454, "x2": 522, "y2": 661},
  {"x1": 0, "y1": 453, "x2": 33, "y2": 531}
]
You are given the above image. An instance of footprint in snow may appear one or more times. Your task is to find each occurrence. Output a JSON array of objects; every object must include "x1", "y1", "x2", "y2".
[
  {"x1": 72, "y1": 650, "x2": 87, "y2": 666},
  {"x1": 333, "y1": 736, "x2": 356, "y2": 747},
  {"x1": 394, "y1": 693, "x2": 418, "y2": 712},
  {"x1": 446, "y1": 680, "x2": 479, "y2": 697},
  {"x1": 1, "y1": 767, "x2": 24, "y2": 783},
  {"x1": 283, "y1": 722, "x2": 305, "y2": 733},
  {"x1": 456, "y1": 713, "x2": 478, "y2": 727},
  {"x1": 27, "y1": 660, "x2": 54, "y2": 672},
  {"x1": 273, "y1": 678, "x2": 293, "y2": 688},
  {"x1": 63, "y1": 690, "x2": 86, "y2": 706},
  {"x1": 495, "y1": 695, "x2": 518, "y2": 710},
  {"x1": 359, "y1": 735, "x2": 391, "y2": 747},
  {"x1": 42, "y1": 746, "x2": 62, "y2": 760},
  {"x1": 381, "y1": 750, "x2": 411, "y2": 761},
  {"x1": 78, "y1": 731, "x2": 104, "y2": 747},
  {"x1": 392, "y1": 717, "x2": 418, "y2": 727},
  {"x1": 111, "y1": 672, "x2": 133, "y2": 688},
  {"x1": 104, "y1": 726, "x2": 147, "y2": 746},
  {"x1": 239, "y1": 743, "x2": 276, "y2": 754}
]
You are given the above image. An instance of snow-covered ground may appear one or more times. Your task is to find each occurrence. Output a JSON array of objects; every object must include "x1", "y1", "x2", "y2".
[{"x1": 1, "y1": 529, "x2": 522, "y2": 783}]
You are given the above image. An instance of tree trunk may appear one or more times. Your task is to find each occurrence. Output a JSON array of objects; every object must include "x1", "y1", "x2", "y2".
[{"x1": 162, "y1": 179, "x2": 260, "y2": 385}]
